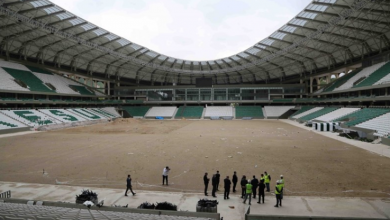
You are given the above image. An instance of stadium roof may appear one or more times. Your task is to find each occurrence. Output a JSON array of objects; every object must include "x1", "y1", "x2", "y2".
[{"x1": 0, "y1": 0, "x2": 390, "y2": 85}]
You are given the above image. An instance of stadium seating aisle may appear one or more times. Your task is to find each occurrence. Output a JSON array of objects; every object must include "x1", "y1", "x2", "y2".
[
  {"x1": 204, "y1": 106, "x2": 233, "y2": 118},
  {"x1": 356, "y1": 112, "x2": 390, "y2": 137},
  {"x1": 0, "y1": 109, "x2": 61, "y2": 127},
  {"x1": 175, "y1": 106, "x2": 204, "y2": 119},
  {"x1": 314, "y1": 108, "x2": 360, "y2": 122},
  {"x1": 263, "y1": 106, "x2": 294, "y2": 118},
  {"x1": 145, "y1": 106, "x2": 177, "y2": 118},
  {"x1": 235, "y1": 106, "x2": 264, "y2": 119}
]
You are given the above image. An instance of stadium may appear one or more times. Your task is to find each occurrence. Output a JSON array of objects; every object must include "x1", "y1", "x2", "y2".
[{"x1": 0, "y1": 0, "x2": 390, "y2": 219}]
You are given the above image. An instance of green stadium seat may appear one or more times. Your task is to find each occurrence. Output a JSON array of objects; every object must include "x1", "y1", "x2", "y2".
[
  {"x1": 235, "y1": 106, "x2": 264, "y2": 119},
  {"x1": 322, "y1": 69, "x2": 361, "y2": 92},
  {"x1": 333, "y1": 108, "x2": 390, "y2": 127},
  {"x1": 299, "y1": 107, "x2": 339, "y2": 121},
  {"x1": 123, "y1": 106, "x2": 150, "y2": 117},
  {"x1": 353, "y1": 62, "x2": 390, "y2": 88},
  {"x1": 289, "y1": 106, "x2": 315, "y2": 118},
  {"x1": 2, "y1": 67, "x2": 55, "y2": 93},
  {"x1": 175, "y1": 106, "x2": 203, "y2": 119}
]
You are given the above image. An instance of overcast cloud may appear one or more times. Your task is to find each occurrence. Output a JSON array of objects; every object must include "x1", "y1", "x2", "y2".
[{"x1": 50, "y1": 0, "x2": 312, "y2": 61}]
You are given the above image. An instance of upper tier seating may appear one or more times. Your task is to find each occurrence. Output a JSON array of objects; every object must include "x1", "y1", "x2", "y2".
[
  {"x1": 290, "y1": 106, "x2": 315, "y2": 119},
  {"x1": 299, "y1": 107, "x2": 339, "y2": 121},
  {"x1": 101, "y1": 107, "x2": 121, "y2": 118},
  {"x1": 0, "y1": 113, "x2": 28, "y2": 130},
  {"x1": 145, "y1": 106, "x2": 177, "y2": 118},
  {"x1": 353, "y1": 62, "x2": 390, "y2": 88},
  {"x1": 263, "y1": 106, "x2": 295, "y2": 118},
  {"x1": 374, "y1": 66, "x2": 390, "y2": 85},
  {"x1": 2, "y1": 67, "x2": 54, "y2": 93},
  {"x1": 204, "y1": 106, "x2": 233, "y2": 117},
  {"x1": 314, "y1": 108, "x2": 360, "y2": 122},
  {"x1": 0, "y1": 68, "x2": 29, "y2": 92},
  {"x1": 334, "y1": 62, "x2": 386, "y2": 91},
  {"x1": 0, "y1": 60, "x2": 30, "y2": 71},
  {"x1": 175, "y1": 106, "x2": 204, "y2": 119},
  {"x1": 356, "y1": 112, "x2": 390, "y2": 137},
  {"x1": 0, "y1": 202, "x2": 211, "y2": 220},
  {"x1": 66, "y1": 109, "x2": 105, "y2": 120},
  {"x1": 235, "y1": 106, "x2": 264, "y2": 119},
  {"x1": 333, "y1": 108, "x2": 390, "y2": 127},
  {"x1": 0, "y1": 110, "x2": 61, "y2": 126},
  {"x1": 39, "y1": 109, "x2": 87, "y2": 122},
  {"x1": 322, "y1": 70, "x2": 360, "y2": 92},
  {"x1": 123, "y1": 106, "x2": 150, "y2": 117},
  {"x1": 31, "y1": 71, "x2": 80, "y2": 95}
]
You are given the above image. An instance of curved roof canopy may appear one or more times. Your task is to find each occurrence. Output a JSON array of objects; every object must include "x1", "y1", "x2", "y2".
[{"x1": 0, "y1": 0, "x2": 390, "y2": 85}]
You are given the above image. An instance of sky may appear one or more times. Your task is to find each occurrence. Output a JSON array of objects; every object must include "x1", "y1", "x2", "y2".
[{"x1": 50, "y1": 0, "x2": 312, "y2": 61}]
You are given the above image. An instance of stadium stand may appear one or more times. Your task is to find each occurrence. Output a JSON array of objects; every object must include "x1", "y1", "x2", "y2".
[
  {"x1": 314, "y1": 108, "x2": 360, "y2": 122},
  {"x1": 289, "y1": 106, "x2": 315, "y2": 119},
  {"x1": 2, "y1": 67, "x2": 54, "y2": 93},
  {"x1": 88, "y1": 108, "x2": 117, "y2": 119},
  {"x1": 333, "y1": 108, "x2": 390, "y2": 127},
  {"x1": 0, "y1": 109, "x2": 60, "y2": 126},
  {"x1": 101, "y1": 107, "x2": 121, "y2": 118},
  {"x1": 39, "y1": 109, "x2": 87, "y2": 122},
  {"x1": 298, "y1": 107, "x2": 339, "y2": 122},
  {"x1": 0, "y1": 68, "x2": 30, "y2": 92},
  {"x1": 145, "y1": 106, "x2": 177, "y2": 118},
  {"x1": 334, "y1": 62, "x2": 386, "y2": 91},
  {"x1": 0, "y1": 202, "x2": 213, "y2": 220},
  {"x1": 353, "y1": 62, "x2": 390, "y2": 88},
  {"x1": 175, "y1": 106, "x2": 204, "y2": 119},
  {"x1": 322, "y1": 70, "x2": 361, "y2": 93},
  {"x1": 356, "y1": 112, "x2": 390, "y2": 137},
  {"x1": 0, "y1": 113, "x2": 28, "y2": 130},
  {"x1": 204, "y1": 106, "x2": 234, "y2": 118},
  {"x1": 235, "y1": 106, "x2": 264, "y2": 119},
  {"x1": 123, "y1": 106, "x2": 150, "y2": 117},
  {"x1": 374, "y1": 71, "x2": 390, "y2": 85},
  {"x1": 263, "y1": 106, "x2": 295, "y2": 118},
  {"x1": 66, "y1": 109, "x2": 105, "y2": 120}
]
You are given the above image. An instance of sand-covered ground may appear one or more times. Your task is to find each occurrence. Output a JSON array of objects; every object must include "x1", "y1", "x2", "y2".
[{"x1": 0, "y1": 119, "x2": 389, "y2": 197}]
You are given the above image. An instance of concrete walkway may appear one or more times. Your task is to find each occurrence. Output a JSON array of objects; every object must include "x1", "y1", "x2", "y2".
[
  {"x1": 281, "y1": 119, "x2": 390, "y2": 158},
  {"x1": 1, "y1": 182, "x2": 389, "y2": 220}
]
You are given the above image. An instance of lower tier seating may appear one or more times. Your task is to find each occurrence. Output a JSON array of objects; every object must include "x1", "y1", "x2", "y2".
[
  {"x1": 333, "y1": 108, "x2": 390, "y2": 127},
  {"x1": 145, "y1": 106, "x2": 177, "y2": 118},
  {"x1": 290, "y1": 106, "x2": 315, "y2": 119},
  {"x1": 204, "y1": 106, "x2": 233, "y2": 117},
  {"x1": 299, "y1": 107, "x2": 339, "y2": 121},
  {"x1": 0, "y1": 113, "x2": 28, "y2": 130},
  {"x1": 123, "y1": 106, "x2": 150, "y2": 117},
  {"x1": 175, "y1": 106, "x2": 204, "y2": 119},
  {"x1": 0, "y1": 109, "x2": 61, "y2": 127},
  {"x1": 314, "y1": 108, "x2": 360, "y2": 122},
  {"x1": 263, "y1": 106, "x2": 295, "y2": 118},
  {"x1": 356, "y1": 112, "x2": 390, "y2": 137},
  {"x1": 235, "y1": 106, "x2": 264, "y2": 119},
  {"x1": 101, "y1": 107, "x2": 121, "y2": 118},
  {"x1": 66, "y1": 109, "x2": 105, "y2": 120},
  {"x1": 39, "y1": 109, "x2": 87, "y2": 122}
]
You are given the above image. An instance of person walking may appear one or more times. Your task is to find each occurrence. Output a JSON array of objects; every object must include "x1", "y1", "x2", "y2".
[
  {"x1": 257, "y1": 179, "x2": 265, "y2": 204},
  {"x1": 274, "y1": 180, "x2": 283, "y2": 207},
  {"x1": 125, "y1": 175, "x2": 136, "y2": 196},
  {"x1": 243, "y1": 180, "x2": 253, "y2": 205},
  {"x1": 216, "y1": 171, "x2": 221, "y2": 191},
  {"x1": 279, "y1": 175, "x2": 284, "y2": 199},
  {"x1": 240, "y1": 175, "x2": 248, "y2": 198},
  {"x1": 224, "y1": 176, "x2": 231, "y2": 199},
  {"x1": 162, "y1": 166, "x2": 170, "y2": 185},
  {"x1": 264, "y1": 171, "x2": 271, "y2": 192},
  {"x1": 211, "y1": 174, "x2": 217, "y2": 197},
  {"x1": 232, "y1": 171, "x2": 238, "y2": 193},
  {"x1": 203, "y1": 172, "x2": 209, "y2": 196},
  {"x1": 251, "y1": 175, "x2": 259, "y2": 199}
]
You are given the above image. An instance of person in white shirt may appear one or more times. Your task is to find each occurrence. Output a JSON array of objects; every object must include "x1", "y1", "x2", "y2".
[{"x1": 162, "y1": 166, "x2": 170, "y2": 185}]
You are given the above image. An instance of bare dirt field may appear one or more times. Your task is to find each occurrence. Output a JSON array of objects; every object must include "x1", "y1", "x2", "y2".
[{"x1": 1, "y1": 119, "x2": 390, "y2": 198}]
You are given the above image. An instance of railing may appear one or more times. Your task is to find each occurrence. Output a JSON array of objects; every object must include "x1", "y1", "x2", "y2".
[{"x1": 0, "y1": 190, "x2": 11, "y2": 199}]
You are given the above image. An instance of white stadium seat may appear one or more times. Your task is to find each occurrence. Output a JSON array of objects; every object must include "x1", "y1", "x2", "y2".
[
  {"x1": 314, "y1": 108, "x2": 360, "y2": 122},
  {"x1": 204, "y1": 106, "x2": 233, "y2": 117},
  {"x1": 145, "y1": 107, "x2": 177, "y2": 118},
  {"x1": 264, "y1": 106, "x2": 295, "y2": 118}
]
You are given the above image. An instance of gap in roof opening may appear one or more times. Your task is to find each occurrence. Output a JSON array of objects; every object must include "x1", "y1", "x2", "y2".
[{"x1": 50, "y1": 0, "x2": 312, "y2": 61}]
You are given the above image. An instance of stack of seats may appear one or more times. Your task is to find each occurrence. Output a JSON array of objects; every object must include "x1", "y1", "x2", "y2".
[
  {"x1": 204, "y1": 106, "x2": 233, "y2": 118},
  {"x1": 235, "y1": 106, "x2": 264, "y2": 119},
  {"x1": 39, "y1": 109, "x2": 87, "y2": 122},
  {"x1": 334, "y1": 62, "x2": 386, "y2": 91},
  {"x1": 333, "y1": 108, "x2": 390, "y2": 127},
  {"x1": 355, "y1": 112, "x2": 390, "y2": 137},
  {"x1": 66, "y1": 109, "x2": 105, "y2": 120},
  {"x1": 263, "y1": 106, "x2": 295, "y2": 118},
  {"x1": 0, "y1": 109, "x2": 60, "y2": 126},
  {"x1": 353, "y1": 62, "x2": 390, "y2": 88},
  {"x1": 314, "y1": 108, "x2": 360, "y2": 122},
  {"x1": 298, "y1": 107, "x2": 339, "y2": 122},
  {"x1": 175, "y1": 106, "x2": 204, "y2": 119},
  {"x1": 145, "y1": 106, "x2": 177, "y2": 118},
  {"x1": 289, "y1": 106, "x2": 315, "y2": 119},
  {"x1": 123, "y1": 106, "x2": 150, "y2": 117},
  {"x1": 0, "y1": 113, "x2": 28, "y2": 130}
]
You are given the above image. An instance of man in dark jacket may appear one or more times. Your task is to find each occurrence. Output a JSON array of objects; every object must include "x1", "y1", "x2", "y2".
[
  {"x1": 257, "y1": 179, "x2": 265, "y2": 204},
  {"x1": 212, "y1": 174, "x2": 217, "y2": 197},
  {"x1": 232, "y1": 171, "x2": 238, "y2": 193},
  {"x1": 240, "y1": 175, "x2": 248, "y2": 198},
  {"x1": 216, "y1": 171, "x2": 221, "y2": 191},
  {"x1": 203, "y1": 172, "x2": 209, "y2": 196},
  {"x1": 251, "y1": 175, "x2": 259, "y2": 198},
  {"x1": 125, "y1": 174, "x2": 136, "y2": 196},
  {"x1": 224, "y1": 176, "x2": 231, "y2": 199}
]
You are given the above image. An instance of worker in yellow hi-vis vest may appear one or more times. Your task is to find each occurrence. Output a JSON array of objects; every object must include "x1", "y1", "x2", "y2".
[
  {"x1": 264, "y1": 171, "x2": 271, "y2": 192},
  {"x1": 274, "y1": 180, "x2": 283, "y2": 207},
  {"x1": 243, "y1": 180, "x2": 253, "y2": 205},
  {"x1": 279, "y1": 175, "x2": 284, "y2": 199}
]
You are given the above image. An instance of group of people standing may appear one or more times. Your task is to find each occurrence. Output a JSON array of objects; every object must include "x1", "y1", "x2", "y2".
[{"x1": 203, "y1": 171, "x2": 284, "y2": 207}]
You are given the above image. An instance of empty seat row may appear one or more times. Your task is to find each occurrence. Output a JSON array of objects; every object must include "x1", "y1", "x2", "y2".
[{"x1": 314, "y1": 108, "x2": 360, "y2": 122}]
